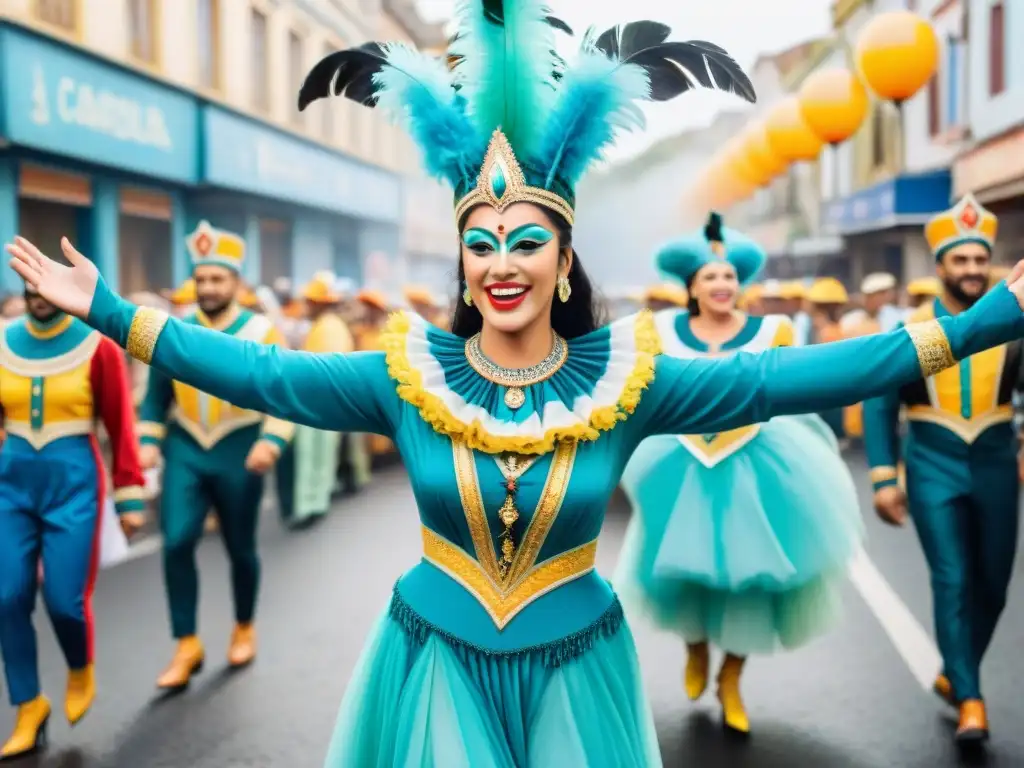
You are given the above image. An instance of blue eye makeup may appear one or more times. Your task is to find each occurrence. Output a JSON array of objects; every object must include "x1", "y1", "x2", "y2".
[
  {"x1": 461, "y1": 224, "x2": 555, "y2": 256},
  {"x1": 462, "y1": 228, "x2": 499, "y2": 255}
]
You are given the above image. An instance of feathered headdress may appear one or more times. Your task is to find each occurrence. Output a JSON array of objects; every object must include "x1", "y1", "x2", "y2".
[
  {"x1": 657, "y1": 212, "x2": 765, "y2": 286},
  {"x1": 298, "y1": 2, "x2": 755, "y2": 226}
]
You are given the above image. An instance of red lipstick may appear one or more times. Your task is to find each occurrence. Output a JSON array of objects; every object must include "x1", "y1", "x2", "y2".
[{"x1": 485, "y1": 282, "x2": 531, "y2": 311}]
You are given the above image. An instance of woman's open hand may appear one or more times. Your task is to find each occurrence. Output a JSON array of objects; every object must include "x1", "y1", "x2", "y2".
[
  {"x1": 1006, "y1": 259, "x2": 1024, "y2": 310},
  {"x1": 6, "y1": 236, "x2": 99, "y2": 320}
]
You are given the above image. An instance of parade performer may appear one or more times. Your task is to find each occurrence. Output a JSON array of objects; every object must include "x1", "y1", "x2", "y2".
[
  {"x1": 276, "y1": 273, "x2": 354, "y2": 527},
  {"x1": 133, "y1": 221, "x2": 295, "y2": 691},
  {"x1": 614, "y1": 215, "x2": 863, "y2": 734},
  {"x1": 9, "y1": 6, "x2": 1024, "y2": 764},
  {"x1": 863, "y1": 195, "x2": 1021, "y2": 745},
  {"x1": 0, "y1": 285, "x2": 145, "y2": 759}
]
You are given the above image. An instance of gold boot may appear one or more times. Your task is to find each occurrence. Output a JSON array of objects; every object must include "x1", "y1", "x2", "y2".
[
  {"x1": 156, "y1": 636, "x2": 205, "y2": 692},
  {"x1": 227, "y1": 623, "x2": 256, "y2": 669},
  {"x1": 1, "y1": 696, "x2": 51, "y2": 760},
  {"x1": 684, "y1": 642, "x2": 709, "y2": 701},
  {"x1": 933, "y1": 674, "x2": 956, "y2": 708},
  {"x1": 956, "y1": 699, "x2": 989, "y2": 744},
  {"x1": 716, "y1": 654, "x2": 750, "y2": 735},
  {"x1": 65, "y1": 664, "x2": 95, "y2": 725}
]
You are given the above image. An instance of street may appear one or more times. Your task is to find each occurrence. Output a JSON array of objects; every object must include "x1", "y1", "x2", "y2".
[{"x1": 3, "y1": 453, "x2": 1024, "y2": 767}]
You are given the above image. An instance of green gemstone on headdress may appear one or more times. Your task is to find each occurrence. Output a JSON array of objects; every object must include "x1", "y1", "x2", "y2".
[{"x1": 490, "y1": 162, "x2": 507, "y2": 199}]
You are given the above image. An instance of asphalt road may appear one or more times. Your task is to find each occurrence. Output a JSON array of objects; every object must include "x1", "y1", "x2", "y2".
[{"x1": 2, "y1": 453, "x2": 1023, "y2": 767}]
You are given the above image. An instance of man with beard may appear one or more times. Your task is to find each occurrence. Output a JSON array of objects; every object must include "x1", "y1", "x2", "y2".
[
  {"x1": 863, "y1": 194, "x2": 1020, "y2": 746},
  {"x1": 136, "y1": 221, "x2": 294, "y2": 692},
  {"x1": 0, "y1": 283, "x2": 145, "y2": 758}
]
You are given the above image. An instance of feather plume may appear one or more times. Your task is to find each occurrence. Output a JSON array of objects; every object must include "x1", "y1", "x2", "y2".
[
  {"x1": 535, "y1": 49, "x2": 649, "y2": 191},
  {"x1": 371, "y1": 43, "x2": 483, "y2": 187},
  {"x1": 449, "y1": 0, "x2": 560, "y2": 157},
  {"x1": 704, "y1": 212, "x2": 723, "y2": 242},
  {"x1": 298, "y1": 42, "x2": 389, "y2": 110}
]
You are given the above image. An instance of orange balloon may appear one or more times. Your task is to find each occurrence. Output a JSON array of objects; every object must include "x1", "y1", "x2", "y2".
[
  {"x1": 856, "y1": 11, "x2": 939, "y2": 103},
  {"x1": 744, "y1": 121, "x2": 788, "y2": 179},
  {"x1": 725, "y1": 135, "x2": 771, "y2": 188},
  {"x1": 765, "y1": 96, "x2": 823, "y2": 162},
  {"x1": 799, "y1": 69, "x2": 869, "y2": 145}
]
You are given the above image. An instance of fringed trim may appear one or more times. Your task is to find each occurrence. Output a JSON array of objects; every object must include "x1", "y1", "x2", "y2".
[
  {"x1": 388, "y1": 585, "x2": 625, "y2": 669},
  {"x1": 380, "y1": 310, "x2": 661, "y2": 455}
]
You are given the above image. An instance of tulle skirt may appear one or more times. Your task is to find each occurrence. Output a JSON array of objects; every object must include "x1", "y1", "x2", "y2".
[
  {"x1": 325, "y1": 591, "x2": 662, "y2": 767},
  {"x1": 614, "y1": 414, "x2": 863, "y2": 657}
]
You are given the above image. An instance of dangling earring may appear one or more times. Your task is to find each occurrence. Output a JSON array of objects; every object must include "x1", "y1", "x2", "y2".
[
  {"x1": 557, "y1": 275, "x2": 571, "y2": 303},
  {"x1": 463, "y1": 286, "x2": 473, "y2": 306}
]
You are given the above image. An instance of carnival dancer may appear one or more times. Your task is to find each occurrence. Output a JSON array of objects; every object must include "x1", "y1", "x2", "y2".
[
  {"x1": 276, "y1": 273, "x2": 355, "y2": 527},
  {"x1": 614, "y1": 214, "x2": 863, "y2": 735},
  {"x1": 0, "y1": 285, "x2": 145, "y2": 759},
  {"x1": 133, "y1": 221, "x2": 295, "y2": 691},
  {"x1": 9, "y1": 7, "x2": 1024, "y2": 764},
  {"x1": 863, "y1": 195, "x2": 1021, "y2": 745}
]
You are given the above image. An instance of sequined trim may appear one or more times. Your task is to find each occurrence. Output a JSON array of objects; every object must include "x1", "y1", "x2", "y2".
[
  {"x1": 464, "y1": 332, "x2": 568, "y2": 388},
  {"x1": 137, "y1": 421, "x2": 167, "y2": 441},
  {"x1": 126, "y1": 307, "x2": 169, "y2": 365},
  {"x1": 869, "y1": 466, "x2": 899, "y2": 485},
  {"x1": 905, "y1": 319, "x2": 955, "y2": 378},
  {"x1": 453, "y1": 439, "x2": 577, "y2": 591},
  {"x1": 421, "y1": 526, "x2": 598, "y2": 630}
]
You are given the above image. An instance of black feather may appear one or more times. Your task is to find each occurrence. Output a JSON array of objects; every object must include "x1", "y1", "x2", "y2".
[
  {"x1": 545, "y1": 16, "x2": 573, "y2": 35},
  {"x1": 704, "y1": 212, "x2": 723, "y2": 242},
  {"x1": 627, "y1": 40, "x2": 755, "y2": 103},
  {"x1": 594, "y1": 21, "x2": 671, "y2": 59},
  {"x1": 297, "y1": 42, "x2": 387, "y2": 111},
  {"x1": 482, "y1": 0, "x2": 503, "y2": 25}
]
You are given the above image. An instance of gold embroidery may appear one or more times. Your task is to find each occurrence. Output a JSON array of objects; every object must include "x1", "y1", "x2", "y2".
[
  {"x1": 126, "y1": 307, "x2": 169, "y2": 365},
  {"x1": 905, "y1": 320, "x2": 955, "y2": 378},
  {"x1": 453, "y1": 439, "x2": 502, "y2": 584},
  {"x1": 137, "y1": 422, "x2": 166, "y2": 440},
  {"x1": 113, "y1": 486, "x2": 146, "y2": 503},
  {"x1": 422, "y1": 526, "x2": 597, "y2": 629},
  {"x1": 869, "y1": 466, "x2": 899, "y2": 485},
  {"x1": 906, "y1": 404, "x2": 1013, "y2": 444}
]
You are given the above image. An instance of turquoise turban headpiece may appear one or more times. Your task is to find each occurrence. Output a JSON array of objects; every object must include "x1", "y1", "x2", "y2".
[{"x1": 656, "y1": 212, "x2": 766, "y2": 287}]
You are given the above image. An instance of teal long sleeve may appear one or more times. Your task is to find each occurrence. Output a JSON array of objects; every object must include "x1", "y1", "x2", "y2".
[
  {"x1": 86, "y1": 277, "x2": 401, "y2": 437},
  {"x1": 137, "y1": 367, "x2": 174, "y2": 446},
  {"x1": 635, "y1": 282, "x2": 1024, "y2": 439},
  {"x1": 862, "y1": 389, "x2": 902, "y2": 490}
]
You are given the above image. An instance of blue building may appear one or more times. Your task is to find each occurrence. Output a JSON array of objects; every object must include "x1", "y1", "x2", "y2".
[{"x1": 0, "y1": 22, "x2": 402, "y2": 296}]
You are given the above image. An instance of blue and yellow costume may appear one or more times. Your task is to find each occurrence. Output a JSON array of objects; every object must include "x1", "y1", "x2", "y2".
[
  {"x1": 863, "y1": 195, "x2": 1018, "y2": 739},
  {"x1": 0, "y1": 300, "x2": 145, "y2": 757},
  {"x1": 137, "y1": 221, "x2": 294, "y2": 684},
  {"x1": 57, "y1": 3, "x2": 1024, "y2": 763},
  {"x1": 614, "y1": 217, "x2": 863, "y2": 733}
]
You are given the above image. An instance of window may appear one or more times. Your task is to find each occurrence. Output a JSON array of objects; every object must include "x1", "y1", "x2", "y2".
[
  {"x1": 945, "y1": 37, "x2": 961, "y2": 128},
  {"x1": 927, "y1": 75, "x2": 940, "y2": 136},
  {"x1": 321, "y1": 42, "x2": 335, "y2": 140},
  {"x1": 289, "y1": 31, "x2": 304, "y2": 127},
  {"x1": 251, "y1": 9, "x2": 269, "y2": 112},
  {"x1": 989, "y1": 2, "x2": 1006, "y2": 96},
  {"x1": 34, "y1": 0, "x2": 77, "y2": 31},
  {"x1": 197, "y1": 0, "x2": 221, "y2": 90},
  {"x1": 871, "y1": 109, "x2": 885, "y2": 168},
  {"x1": 127, "y1": 0, "x2": 158, "y2": 64}
]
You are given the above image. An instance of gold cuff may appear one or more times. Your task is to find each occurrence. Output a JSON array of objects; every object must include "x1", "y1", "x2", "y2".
[
  {"x1": 137, "y1": 422, "x2": 167, "y2": 440},
  {"x1": 870, "y1": 466, "x2": 899, "y2": 485},
  {"x1": 126, "y1": 307, "x2": 169, "y2": 365},
  {"x1": 262, "y1": 416, "x2": 295, "y2": 444},
  {"x1": 904, "y1": 319, "x2": 955, "y2": 377},
  {"x1": 113, "y1": 485, "x2": 146, "y2": 503}
]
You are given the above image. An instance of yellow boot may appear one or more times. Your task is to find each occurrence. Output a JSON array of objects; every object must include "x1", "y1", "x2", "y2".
[
  {"x1": 227, "y1": 623, "x2": 256, "y2": 668},
  {"x1": 1, "y1": 696, "x2": 51, "y2": 760},
  {"x1": 933, "y1": 674, "x2": 956, "y2": 708},
  {"x1": 716, "y1": 654, "x2": 750, "y2": 735},
  {"x1": 684, "y1": 642, "x2": 709, "y2": 701},
  {"x1": 65, "y1": 664, "x2": 95, "y2": 725},
  {"x1": 156, "y1": 636, "x2": 205, "y2": 692}
]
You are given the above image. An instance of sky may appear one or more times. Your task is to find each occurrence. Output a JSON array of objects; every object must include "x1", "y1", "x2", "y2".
[{"x1": 415, "y1": 0, "x2": 834, "y2": 161}]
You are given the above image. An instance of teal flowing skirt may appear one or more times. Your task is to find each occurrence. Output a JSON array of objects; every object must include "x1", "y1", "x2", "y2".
[
  {"x1": 325, "y1": 590, "x2": 662, "y2": 767},
  {"x1": 614, "y1": 414, "x2": 863, "y2": 657}
]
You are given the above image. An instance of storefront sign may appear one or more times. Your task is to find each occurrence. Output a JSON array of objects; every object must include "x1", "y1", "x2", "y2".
[
  {"x1": 202, "y1": 106, "x2": 401, "y2": 224},
  {"x1": 0, "y1": 26, "x2": 198, "y2": 184},
  {"x1": 823, "y1": 169, "x2": 951, "y2": 235},
  {"x1": 953, "y1": 127, "x2": 1024, "y2": 200}
]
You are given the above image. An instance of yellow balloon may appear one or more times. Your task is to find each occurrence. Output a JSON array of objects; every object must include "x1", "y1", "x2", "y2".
[
  {"x1": 743, "y1": 120, "x2": 788, "y2": 179},
  {"x1": 856, "y1": 11, "x2": 939, "y2": 103},
  {"x1": 765, "y1": 96, "x2": 824, "y2": 163},
  {"x1": 799, "y1": 68, "x2": 869, "y2": 145},
  {"x1": 725, "y1": 135, "x2": 771, "y2": 188}
]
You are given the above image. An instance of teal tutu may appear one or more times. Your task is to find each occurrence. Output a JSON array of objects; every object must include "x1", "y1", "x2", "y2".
[
  {"x1": 614, "y1": 414, "x2": 863, "y2": 656},
  {"x1": 325, "y1": 588, "x2": 661, "y2": 767}
]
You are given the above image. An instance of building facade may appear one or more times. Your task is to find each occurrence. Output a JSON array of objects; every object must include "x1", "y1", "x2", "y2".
[{"x1": 0, "y1": 0, "x2": 447, "y2": 296}]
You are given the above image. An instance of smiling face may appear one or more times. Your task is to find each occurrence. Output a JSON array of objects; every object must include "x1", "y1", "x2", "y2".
[
  {"x1": 690, "y1": 261, "x2": 739, "y2": 315},
  {"x1": 938, "y1": 242, "x2": 990, "y2": 307},
  {"x1": 461, "y1": 203, "x2": 571, "y2": 335}
]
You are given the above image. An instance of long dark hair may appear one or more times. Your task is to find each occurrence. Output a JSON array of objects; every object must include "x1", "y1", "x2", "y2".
[
  {"x1": 685, "y1": 274, "x2": 700, "y2": 316},
  {"x1": 449, "y1": 207, "x2": 605, "y2": 339}
]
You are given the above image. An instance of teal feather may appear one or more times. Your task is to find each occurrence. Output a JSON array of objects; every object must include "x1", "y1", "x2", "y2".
[
  {"x1": 536, "y1": 47, "x2": 650, "y2": 191},
  {"x1": 449, "y1": 0, "x2": 558, "y2": 158},
  {"x1": 372, "y1": 43, "x2": 483, "y2": 188}
]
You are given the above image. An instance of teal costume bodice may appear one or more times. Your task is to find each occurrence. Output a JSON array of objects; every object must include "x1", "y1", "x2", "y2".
[{"x1": 85, "y1": 276, "x2": 1024, "y2": 656}]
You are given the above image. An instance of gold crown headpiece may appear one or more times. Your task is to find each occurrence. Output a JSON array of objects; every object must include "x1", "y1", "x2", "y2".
[{"x1": 925, "y1": 194, "x2": 998, "y2": 259}]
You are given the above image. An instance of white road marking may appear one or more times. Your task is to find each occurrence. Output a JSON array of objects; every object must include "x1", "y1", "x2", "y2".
[{"x1": 847, "y1": 547, "x2": 942, "y2": 692}]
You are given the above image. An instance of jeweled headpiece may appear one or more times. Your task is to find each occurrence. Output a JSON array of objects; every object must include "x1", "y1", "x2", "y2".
[
  {"x1": 925, "y1": 193, "x2": 998, "y2": 260},
  {"x1": 186, "y1": 220, "x2": 246, "y2": 274},
  {"x1": 298, "y1": 3, "x2": 755, "y2": 227},
  {"x1": 656, "y1": 212, "x2": 766, "y2": 286}
]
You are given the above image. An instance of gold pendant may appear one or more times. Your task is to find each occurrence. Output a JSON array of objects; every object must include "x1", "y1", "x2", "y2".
[
  {"x1": 498, "y1": 496, "x2": 519, "y2": 527},
  {"x1": 504, "y1": 387, "x2": 525, "y2": 410}
]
